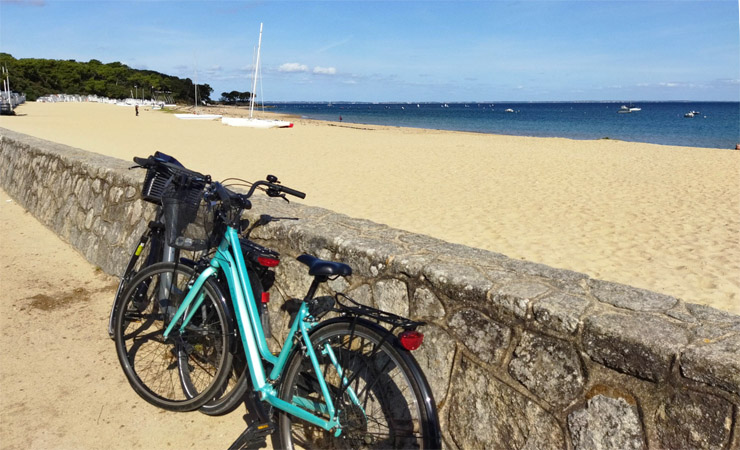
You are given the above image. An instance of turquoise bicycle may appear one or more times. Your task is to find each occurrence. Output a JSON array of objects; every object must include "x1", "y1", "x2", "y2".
[{"x1": 113, "y1": 175, "x2": 441, "y2": 449}]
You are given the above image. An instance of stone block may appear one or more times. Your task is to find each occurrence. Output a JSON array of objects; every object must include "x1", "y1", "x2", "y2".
[
  {"x1": 583, "y1": 313, "x2": 689, "y2": 382},
  {"x1": 680, "y1": 334, "x2": 740, "y2": 395},
  {"x1": 508, "y1": 332, "x2": 585, "y2": 409},
  {"x1": 533, "y1": 292, "x2": 590, "y2": 334},
  {"x1": 448, "y1": 309, "x2": 510, "y2": 365},
  {"x1": 372, "y1": 278, "x2": 409, "y2": 318},
  {"x1": 687, "y1": 303, "x2": 740, "y2": 339},
  {"x1": 493, "y1": 280, "x2": 550, "y2": 319},
  {"x1": 567, "y1": 394, "x2": 645, "y2": 450},
  {"x1": 387, "y1": 251, "x2": 432, "y2": 279},
  {"x1": 588, "y1": 279, "x2": 677, "y2": 312},
  {"x1": 346, "y1": 284, "x2": 373, "y2": 307},
  {"x1": 448, "y1": 357, "x2": 564, "y2": 449},
  {"x1": 411, "y1": 286, "x2": 445, "y2": 320},
  {"x1": 422, "y1": 262, "x2": 492, "y2": 304},
  {"x1": 654, "y1": 390, "x2": 733, "y2": 450}
]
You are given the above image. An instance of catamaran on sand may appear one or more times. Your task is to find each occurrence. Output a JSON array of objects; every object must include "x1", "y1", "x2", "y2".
[{"x1": 221, "y1": 23, "x2": 293, "y2": 129}]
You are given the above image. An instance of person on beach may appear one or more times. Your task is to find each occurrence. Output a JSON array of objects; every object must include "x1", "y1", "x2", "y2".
[{"x1": 135, "y1": 105, "x2": 139, "y2": 116}]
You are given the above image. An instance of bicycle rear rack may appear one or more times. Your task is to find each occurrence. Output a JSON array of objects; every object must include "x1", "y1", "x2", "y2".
[{"x1": 334, "y1": 293, "x2": 425, "y2": 333}]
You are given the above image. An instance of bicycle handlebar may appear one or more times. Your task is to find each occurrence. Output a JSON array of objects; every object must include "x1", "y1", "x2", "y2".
[
  {"x1": 207, "y1": 176, "x2": 305, "y2": 215},
  {"x1": 276, "y1": 184, "x2": 307, "y2": 199},
  {"x1": 245, "y1": 179, "x2": 306, "y2": 200},
  {"x1": 212, "y1": 181, "x2": 252, "y2": 210}
]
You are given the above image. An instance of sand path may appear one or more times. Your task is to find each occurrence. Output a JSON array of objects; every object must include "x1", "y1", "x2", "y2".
[{"x1": 0, "y1": 188, "x2": 260, "y2": 449}]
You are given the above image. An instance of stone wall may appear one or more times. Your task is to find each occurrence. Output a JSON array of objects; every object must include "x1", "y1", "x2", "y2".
[{"x1": 2, "y1": 127, "x2": 739, "y2": 449}]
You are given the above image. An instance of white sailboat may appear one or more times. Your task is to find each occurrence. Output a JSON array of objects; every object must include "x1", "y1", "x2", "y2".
[
  {"x1": 175, "y1": 65, "x2": 222, "y2": 120},
  {"x1": 617, "y1": 103, "x2": 641, "y2": 114},
  {"x1": 221, "y1": 23, "x2": 293, "y2": 129}
]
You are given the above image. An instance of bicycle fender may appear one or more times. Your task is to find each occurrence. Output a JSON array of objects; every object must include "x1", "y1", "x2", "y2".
[{"x1": 308, "y1": 316, "x2": 442, "y2": 448}]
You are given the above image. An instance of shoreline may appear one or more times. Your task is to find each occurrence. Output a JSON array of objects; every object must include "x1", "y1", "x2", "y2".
[
  {"x1": 266, "y1": 101, "x2": 740, "y2": 151},
  {"x1": 1, "y1": 101, "x2": 738, "y2": 314}
]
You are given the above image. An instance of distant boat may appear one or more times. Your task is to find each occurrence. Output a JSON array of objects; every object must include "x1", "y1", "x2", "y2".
[
  {"x1": 505, "y1": 108, "x2": 515, "y2": 113},
  {"x1": 1, "y1": 64, "x2": 25, "y2": 115},
  {"x1": 618, "y1": 104, "x2": 641, "y2": 113},
  {"x1": 684, "y1": 110, "x2": 700, "y2": 118},
  {"x1": 222, "y1": 116, "x2": 293, "y2": 128},
  {"x1": 176, "y1": 63, "x2": 222, "y2": 120},
  {"x1": 220, "y1": 23, "x2": 293, "y2": 129},
  {"x1": 175, "y1": 113, "x2": 222, "y2": 120}
]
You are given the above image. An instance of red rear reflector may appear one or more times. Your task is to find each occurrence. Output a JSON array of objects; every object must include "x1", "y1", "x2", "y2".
[
  {"x1": 399, "y1": 330, "x2": 424, "y2": 351},
  {"x1": 261, "y1": 292, "x2": 270, "y2": 304},
  {"x1": 257, "y1": 256, "x2": 280, "y2": 267}
]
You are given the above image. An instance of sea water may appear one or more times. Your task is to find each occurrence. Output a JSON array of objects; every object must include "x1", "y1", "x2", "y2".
[{"x1": 271, "y1": 102, "x2": 740, "y2": 150}]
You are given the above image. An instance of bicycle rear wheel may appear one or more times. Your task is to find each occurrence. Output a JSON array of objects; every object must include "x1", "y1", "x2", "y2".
[
  {"x1": 113, "y1": 262, "x2": 233, "y2": 412},
  {"x1": 276, "y1": 319, "x2": 441, "y2": 449}
]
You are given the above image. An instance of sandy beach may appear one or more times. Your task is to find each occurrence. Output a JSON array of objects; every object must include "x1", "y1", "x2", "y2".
[{"x1": 1, "y1": 101, "x2": 738, "y2": 314}]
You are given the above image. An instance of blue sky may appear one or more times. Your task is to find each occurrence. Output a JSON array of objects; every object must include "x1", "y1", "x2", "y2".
[{"x1": 1, "y1": 0, "x2": 738, "y2": 102}]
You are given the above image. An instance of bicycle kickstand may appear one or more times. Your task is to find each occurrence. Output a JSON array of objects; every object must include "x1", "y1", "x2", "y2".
[{"x1": 227, "y1": 391, "x2": 275, "y2": 450}]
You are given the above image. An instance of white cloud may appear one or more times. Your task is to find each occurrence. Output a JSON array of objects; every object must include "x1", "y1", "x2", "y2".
[
  {"x1": 313, "y1": 66, "x2": 337, "y2": 75},
  {"x1": 279, "y1": 63, "x2": 309, "y2": 73}
]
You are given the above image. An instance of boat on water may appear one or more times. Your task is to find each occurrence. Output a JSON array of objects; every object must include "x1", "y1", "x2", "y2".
[
  {"x1": 220, "y1": 23, "x2": 293, "y2": 129},
  {"x1": 684, "y1": 110, "x2": 701, "y2": 118},
  {"x1": 505, "y1": 108, "x2": 515, "y2": 113},
  {"x1": 618, "y1": 104, "x2": 641, "y2": 113}
]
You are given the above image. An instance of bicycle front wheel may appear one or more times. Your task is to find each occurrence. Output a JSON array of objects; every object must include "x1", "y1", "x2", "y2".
[
  {"x1": 108, "y1": 228, "x2": 161, "y2": 339},
  {"x1": 276, "y1": 319, "x2": 441, "y2": 449},
  {"x1": 113, "y1": 262, "x2": 233, "y2": 412}
]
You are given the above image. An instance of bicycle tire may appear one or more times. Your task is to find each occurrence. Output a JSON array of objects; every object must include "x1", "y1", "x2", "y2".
[
  {"x1": 276, "y1": 319, "x2": 441, "y2": 449},
  {"x1": 113, "y1": 262, "x2": 233, "y2": 412},
  {"x1": 197, "y1": 266, "x2": 272, "y2": 416},
  {"x1": 195, "y1": 353, "x2": 250, "y2": 416},
  {"x1": 108, "y1": 228, "x2": 161, "y2": 339}
]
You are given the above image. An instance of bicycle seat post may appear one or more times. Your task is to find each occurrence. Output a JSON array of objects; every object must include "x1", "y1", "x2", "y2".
[{"x1": 304, "y1": 275, "x2": 329, "y2": 302}]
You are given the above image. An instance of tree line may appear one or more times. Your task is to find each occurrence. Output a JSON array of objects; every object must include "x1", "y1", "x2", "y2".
[{"x1": 0, "y1": 53, "x2": 220, "y2": 104}]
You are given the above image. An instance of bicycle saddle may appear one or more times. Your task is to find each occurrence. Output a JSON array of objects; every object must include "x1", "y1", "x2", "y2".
[{"x1": 297, "y1": 254, "x2": 352, "y2": 277}]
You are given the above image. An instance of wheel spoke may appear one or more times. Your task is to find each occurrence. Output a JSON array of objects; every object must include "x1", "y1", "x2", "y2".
[
  {"x1": 113, "y1": 263, "x2": 232, "y2": 412},
  {"x1": 277, "y1": 321, "x2": 437, "y2": 449}
]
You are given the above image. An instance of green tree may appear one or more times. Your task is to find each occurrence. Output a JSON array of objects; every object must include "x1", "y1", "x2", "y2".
[{"x1": 0, "y1": 53, "x2": 222, "y2": 103}]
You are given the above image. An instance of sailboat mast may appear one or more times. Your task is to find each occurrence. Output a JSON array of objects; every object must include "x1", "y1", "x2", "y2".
[
  {"x1": 249, "y1": 22, "x2": 263, "y2": 118},
  {"x1": 194, "y1": 64, "x2": 199, "y2": 112}
]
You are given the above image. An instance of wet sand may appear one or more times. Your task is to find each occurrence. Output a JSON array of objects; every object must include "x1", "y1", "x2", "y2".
[{"x1": 1, "y1": 101, "x2": 738, "y2": 313}]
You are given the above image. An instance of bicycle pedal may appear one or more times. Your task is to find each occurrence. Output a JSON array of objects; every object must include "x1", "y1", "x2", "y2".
[{"x1": 227, "y1": 421, "x2": 274, "y2": 450}]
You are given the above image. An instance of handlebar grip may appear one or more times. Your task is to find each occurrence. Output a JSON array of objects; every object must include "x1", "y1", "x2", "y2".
[
  {"x1": 280, "y1": 185, "x2": 306, "y2": 199},
  {"x1": 214, "y1": 182, "x2": 232, "y2": 207},
  {"x1": 133, "y1": 156, "x2": 151, "y2": 167},
  {"x1": 214, "y1": 183, "x2": 251, "y2": 209}
]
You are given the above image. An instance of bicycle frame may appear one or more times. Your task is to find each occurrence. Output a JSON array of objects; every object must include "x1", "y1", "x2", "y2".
[{"x1": 162, "y1": 226, "x2": 357, "y2": 435}]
